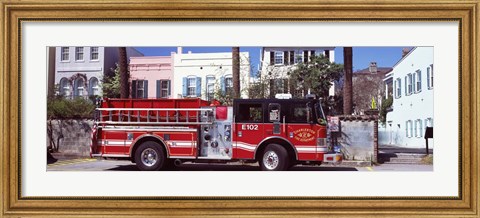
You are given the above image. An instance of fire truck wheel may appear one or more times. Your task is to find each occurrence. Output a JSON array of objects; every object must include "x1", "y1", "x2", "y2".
[
  {"x1": 135, "y1": 141, "x2": 165, "y2": 171},
  {"x1": 260, "y1": 144, "x2": 289, "y2": 171}
]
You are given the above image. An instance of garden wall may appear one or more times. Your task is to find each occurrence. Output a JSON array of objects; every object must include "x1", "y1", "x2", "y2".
[
  {"x1": 47, "y1": 119, "x2": 94, "y2": 158},
  {"x1": 332, "y1": 115, "x2": 378, "y2": 164}
]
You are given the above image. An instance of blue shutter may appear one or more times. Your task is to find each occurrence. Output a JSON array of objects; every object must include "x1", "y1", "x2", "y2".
[
  {"x1": 404, "y1": 76, "x2": 407, "y2": 96},
  {"x1": 220, "y1": 76, "x2": 225, "y2": 93},
  {"x1": 132, "y1": 80, "x2": 137, "y2": 98},
  {"x1": 182, "y1": 77, "x2": 187, "y2": 96},
  {"x1": 144, "y1": 80, "x2": 148, "y2": 98},
  {"x1": 196, "y1": 77, "x2": 202, "y2": 97},
  {"x1": 156, "y1": 80, "x2": 161, "y2": 98}
]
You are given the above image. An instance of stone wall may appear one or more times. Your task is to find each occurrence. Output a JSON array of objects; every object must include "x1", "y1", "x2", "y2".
[
  {"x1": 332, "y1": 115, "x2": 378, "y2": 163},
  {"x1": 47, "y1": 119, "x2": 94, "y2": 157}
]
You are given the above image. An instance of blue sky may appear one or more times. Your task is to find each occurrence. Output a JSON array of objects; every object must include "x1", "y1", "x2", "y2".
[{"x1": 135, "y1": 46, "x2": 407, "y2": 76}]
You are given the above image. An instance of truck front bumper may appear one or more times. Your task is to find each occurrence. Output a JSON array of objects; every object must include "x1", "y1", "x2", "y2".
[{"x1": 323, "y1": 153, "x2": 343, "y2": 163}]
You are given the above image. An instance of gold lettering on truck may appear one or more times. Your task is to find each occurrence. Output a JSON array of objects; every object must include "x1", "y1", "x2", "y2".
[{"x1": 293, "y1": 128, "x2": 315, "y2": 142}]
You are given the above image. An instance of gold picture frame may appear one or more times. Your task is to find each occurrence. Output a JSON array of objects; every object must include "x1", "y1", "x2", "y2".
[{"x1": 1, "y1": 0, "x2": 478, "y2": 217}]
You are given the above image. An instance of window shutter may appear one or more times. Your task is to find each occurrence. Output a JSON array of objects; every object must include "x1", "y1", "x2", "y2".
[
  {"x1": 411, "y1": 74, "x2": 417, "y2": 93},
  {"x1": 418, "y1": 71, "x2": 422, "y2": 91},
  {"x1": 182, "y1": 77, "x2": 187, "y2": 96},
  {"x1": 399, "y1": 79, "x2": 401, "y2": 97},
  {"x1": 393, "y1": 81, "x2": 396, "y2": 98},
  {"x1": 427, "y1": 68, "x2": 431, "y2": 89},
  {"x1": 310, "y1": 50, "x2": 315, "y2": 59},
  {"x1": 325, "y1": 50, "x2": 330, "y2": 59},
  {"x1": 132, "y1": 80, "x2": 137, "y2": 98},
  {"x1": 269, "y1": 79, "x2": 275, "y2": 98},
  {"x1": 283, "y1": 51, "x2": 289, "y2": 65},
  {"x1": 144, "y1": 80, "x2": 148, "y2": 98},
  {"x1": 220, "y1": 76, "x2": 225, "y2": 93},
  {"x1": 196, "y1": 77, "x2": 202, "y2": 97},
  {"x1": 404, "y1": 76, "x2": 407, "y2": 96},
  {"x1": 303, "y1": 51, "x2": 308, "y2": 63},
  {"x1": 269, "y1": 52, "x2": 274, "y2": 65},
  {"x1": 289, "y1": 51, "x2": 294, "y2": 64},
  {"x1": 156, "y1": 80, "x2": 161, "y2": 98},
  {"x1": 167, "y1": 80, "x2": 171, "y2": 96}
]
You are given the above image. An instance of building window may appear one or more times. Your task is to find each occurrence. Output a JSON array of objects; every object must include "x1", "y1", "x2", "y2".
[
  {"x1": 415, "y1": 70, "x2": 422, "y2": 93},
  {"x1": 427, "y1": 64, "x2": 433, "y2": 89},
  {"x1": 132, "y1": 80, "x2": 147, "y2": 99},
  {"x1": 395, "y1": 78, "x2": 402, "y2": 98},
  {"x1": 405, "y1": 73, "x2": 413, "y2": 95},
  {"x1": 225, "y1": 76, "x2": 233, "y2": 95},
  {"x1": 160, "y1": 80, "x2": 170, "y2": 98},
  {"x1": 90, "y1": 47, "x2": 99, "y2": 60},
  {"x1": 75, "y1": 47, "x2": 84, "y2": 61},
  {"x1": 274, "y1": 51, "x2": 284, "y2": 65},
  {"x1": 59, "y1": 78, "x2": 70, "y2": 96},
  {"x1": 294, "y1": 50, "x2": 303, "y2": 64},
  {"x1": 89, "y1": 77, "x2": 100, "y2": 96},
  {"x1": 415, "y1": 119, "x2": 423, "y2": 138},
  {"x1": 61, "y1": 47, "x2": 69, "y2": 61},
  {"x1": 187, "y1": 77, "x2": 196, "y2": 96},
  {"x1": 206, "y1": 76, "x2": 215, "y2": 101},
  {"x1": 183, "y1": 76, "x2": 201, "y2": 97},
  {"x1": 74, "y1": 77, "x2": 85, "y2": 97}
]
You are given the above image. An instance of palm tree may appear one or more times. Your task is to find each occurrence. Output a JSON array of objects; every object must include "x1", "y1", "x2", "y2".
[
  {"x1": 343, "y1": 47, "x2": 353, "y2": 115},
  {"x1": 118, "y1": 47, "x2": 129, "y2": 98},
  {"x1": 232, "y1": 47, "x2": 240, "y2": 99}
]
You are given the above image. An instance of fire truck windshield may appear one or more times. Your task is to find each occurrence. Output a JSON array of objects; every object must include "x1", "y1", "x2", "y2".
[{"x1": 314, "y1": 101, "x2": 327, "y2": 125}]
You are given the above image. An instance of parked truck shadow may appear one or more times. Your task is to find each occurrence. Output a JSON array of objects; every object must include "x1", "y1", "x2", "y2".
[{"x1": 106, "y1": 163, "x2": 358, "y2": 171}]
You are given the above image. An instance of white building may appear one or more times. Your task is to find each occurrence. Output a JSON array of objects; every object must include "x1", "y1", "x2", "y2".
[
  {"x1": 54, "y1": 47, "x2": 143, "y2": 98},
  {"x1": 259, "y1": 47, "x2": 335, "y2": 98},
  {"x1": 381, "y1": 47, "x2": 434, "y2": 148},
  {"x1": 172, "y1": 47, "x2": 250, "y2": 101}
]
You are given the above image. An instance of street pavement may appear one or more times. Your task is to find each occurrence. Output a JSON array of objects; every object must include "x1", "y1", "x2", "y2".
[{"x1": 47, "y1": 158, "x2": 433, "y2": 171}]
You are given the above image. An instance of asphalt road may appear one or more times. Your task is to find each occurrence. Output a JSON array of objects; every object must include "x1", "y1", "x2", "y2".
[{"x1": 47, "y1": 158, "x2": 433, "y2": 171}]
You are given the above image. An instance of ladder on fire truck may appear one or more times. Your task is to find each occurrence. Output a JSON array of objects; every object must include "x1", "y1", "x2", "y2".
[{"x1": 96, "y1": 108, "x2": 214, "y2": 126}]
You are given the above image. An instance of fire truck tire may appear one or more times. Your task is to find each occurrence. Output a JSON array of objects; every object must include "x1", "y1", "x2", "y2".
[
  {"x1": 134, "y1": 141, "x2": 166, "y2": 171},
  {"x1": 260, "y1": 144, "x2": 289, "y2": 171}
]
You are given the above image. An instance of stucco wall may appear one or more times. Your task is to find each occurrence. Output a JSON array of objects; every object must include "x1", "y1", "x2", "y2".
[
  {"x1": 47, "y1": 120, "x2": 93, "y2": 157},
  {"x1": 334, "y1": 117, "x2": 376, "y2": 162}
]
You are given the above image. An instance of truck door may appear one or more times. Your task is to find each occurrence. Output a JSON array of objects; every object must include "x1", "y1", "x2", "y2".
[
  {"x1": 233, "y1": 102, "x2": 264, "y2": 159},
  {"x1": 286, "y1": 102, "x2": 318, "y2": 160},
  {"x1": 264, "y1": 103, "x2": 286, "y2": 138}
]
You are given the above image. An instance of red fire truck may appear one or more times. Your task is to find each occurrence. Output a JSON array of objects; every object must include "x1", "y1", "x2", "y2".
[{"x1": 90, "y1": 96, "x2": 342, "y2": 171}]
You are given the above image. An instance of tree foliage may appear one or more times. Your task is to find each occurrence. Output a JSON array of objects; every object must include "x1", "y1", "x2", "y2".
[
  {"x1": 288, "y1": 55, "x2": 344, "y2": 99},
  {"x1": 379, "y1": 96, "x2": 393, "y2": 124},
  {"x1": 102, "y1": 63, "x2": 121, "y2": 98},
  {"x1": 47, "y1": 95, "x2": 95, "y2": 119}
]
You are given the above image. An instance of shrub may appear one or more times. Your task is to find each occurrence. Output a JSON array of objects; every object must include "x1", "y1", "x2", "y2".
[{"x1": 47, "y1": 96, "x2": 96, "y2": 119}]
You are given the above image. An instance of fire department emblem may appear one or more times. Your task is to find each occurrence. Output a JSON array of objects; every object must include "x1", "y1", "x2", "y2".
[{"x1": 293, "y1": 129, "x2": 315, "y2": 142}]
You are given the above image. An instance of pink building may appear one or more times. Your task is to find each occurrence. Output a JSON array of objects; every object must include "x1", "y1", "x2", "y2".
[{"x1": 129, "y1": 56, "x2": 174, "y2": 99}]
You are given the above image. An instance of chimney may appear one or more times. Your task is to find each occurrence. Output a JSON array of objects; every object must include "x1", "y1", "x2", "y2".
[
  {"x1": 177, "y1": 47, "x2": 182, "y2": 54},
  {"x1": 402, "y1": 48, "x2": 410, "y2": 58},
  {"x1": 369, "y1": 62, "x2": 377, "y2": 73}
]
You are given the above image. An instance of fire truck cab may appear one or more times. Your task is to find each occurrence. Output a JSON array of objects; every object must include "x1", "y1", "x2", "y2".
[{"x1": 90, "y1": 97, "x2": 342, "y2": 171}]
